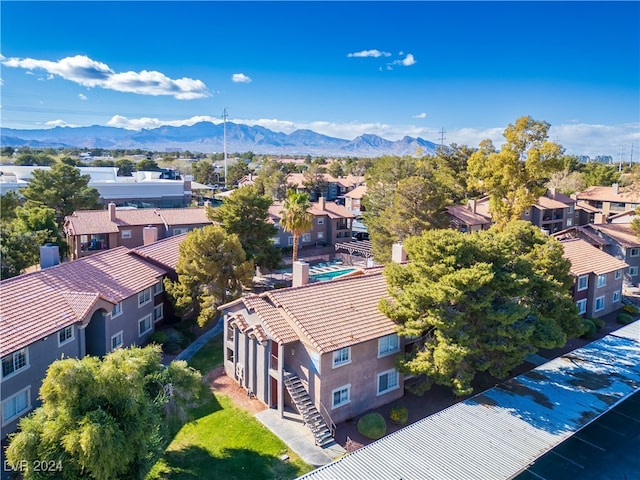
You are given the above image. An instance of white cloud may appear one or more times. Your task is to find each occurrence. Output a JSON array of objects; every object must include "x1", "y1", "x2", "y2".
[
  {"x1": 413, "y1": 113, "x2": 427, "y2": 119},
  {"x1": 78, "y1": 93, "x2": 87, "y2": 101},
  {"x1": 347, "y1": 49, "x2": 391, "y2": 58},
  {"x1": 401, "y1": 53, "x2": 416, "y2": 66},
  {"x1": 2, "y1": 54, "x2": 210, "y2": 99},
  {"x1": 231, "y1": 73, "x2": 252, "y2": 83},
  {"x1": 45, "y1": 119, "x2": 76, "y2": 127}
]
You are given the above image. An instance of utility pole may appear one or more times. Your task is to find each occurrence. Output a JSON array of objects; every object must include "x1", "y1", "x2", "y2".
[
  {"x1": 630, "y1": 144, "x2": 634, "y2": 168},
  {"x1": 618, "y1": 144, "x2": 625, "y2": 172},
  {"x1": 439, "y1": 127, "x2": 446, "y2": 148},
  {"x1": 222, "y1": 108, "x2": 228, "y2": 190}
]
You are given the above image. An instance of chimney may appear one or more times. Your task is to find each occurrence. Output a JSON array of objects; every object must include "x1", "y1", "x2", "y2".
[
  {"x1": 292, "y1": 261, "x2": 309, "y2": 287},
  {"x1": 468, "y1": 199, "x2": 477, "y2": 214},
  {"x1": 612, "y1": 183, "x2": 619, "y2": 195},
  {"x1": 391, "y1": 242, "x2": 407, "y2": 264},
  {"x1": 108, "y1": 202, "x2": 116, "y2": 221},
  {"x1": 143, "y1": 226, "x2": 159, "y2": 245},
  {"x1": 548, "y1": 187, "x2": 557, "y2": 199},
  {"x1": 318, "y1": 196, "x2": 326, "y2": 210},
  {"x1": 40, "y1": 244, "x2": 60, "y2": 269},
  {"x1": 594, "y1": 213, "x2": 608, "y2": 224}
]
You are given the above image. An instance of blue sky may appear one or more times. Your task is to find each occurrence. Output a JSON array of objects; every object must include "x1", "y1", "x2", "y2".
[{"x1": 1, "y1": 1, "x2": 638, "y2": 157}]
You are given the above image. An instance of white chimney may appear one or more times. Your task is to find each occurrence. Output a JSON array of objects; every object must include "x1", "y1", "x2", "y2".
[
  {"x1": 40, "y1": 245, "x2": 60, "y2": 269},
  {"x1": 612, "y1": 183, "x2": 619, "y2": 195},
  {"x1": 468, "y1": 199, "x2": 477, "y2": 214},
  {"x1": 143, "y1": 226, "x2": 159, "y2": 245},
  {"x1": 594, "y1": 213, "x2": 608, "y2": 224},
  {"x1": 292, "y1": 261, "x2": 309, "y2": 287},
  {"x1": 391, "y1": 242, "x2": 407, "y2": 264},
  {"x1": 318, "y1": 196, "x2": 326, "y2": 210},
  {"x1": 108, "y1": 202, "x2": 116, "y2": 221}
]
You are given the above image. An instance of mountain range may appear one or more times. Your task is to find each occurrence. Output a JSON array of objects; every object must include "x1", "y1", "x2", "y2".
[{"x1": 1, "y1": 122, "x2": 438, "y2": 157}]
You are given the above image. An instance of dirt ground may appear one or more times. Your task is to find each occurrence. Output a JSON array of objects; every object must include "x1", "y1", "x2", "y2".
[{"x1": 205, "y1": 366, "x2": 267, "y2": 415}]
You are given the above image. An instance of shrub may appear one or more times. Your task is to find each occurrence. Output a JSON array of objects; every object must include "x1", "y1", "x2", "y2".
[
  {"x1": 591, "y1": 317, "x2": 605, "y2": 329},
  {"x1": 164, "y1": 328, "x2": 185, "y2": 346},
  {"x1": 357, "y1": 412, "x2": 387, "y2": 440},
  {"x1": 389, "y1": 405, "x2": 409, "y2": 425},
  {"x1": 581, "y1": 318, "x2": 596, "y2": 339},
  {"x1": 617, "y1": 313, "x2": 634, "y2": 325},
  {"x1": 150, "y1": 331, "x2": 167, "y2": 345},
  {"x1": 163, "y1": 342, "x2": 182, "y2": 355},
  {"x1": 623, "y1": 304, "x2": 639, "y2": 314}
]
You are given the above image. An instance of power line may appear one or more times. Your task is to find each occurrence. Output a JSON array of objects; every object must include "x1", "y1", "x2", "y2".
[{"x1": 439, "y1": 127, "x2": 446, "y2": 148}]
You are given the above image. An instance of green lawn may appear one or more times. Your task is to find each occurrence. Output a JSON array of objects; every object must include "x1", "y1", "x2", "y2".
[{"x1": 147, "y1": 335, "x2": 314, "y2": 480}]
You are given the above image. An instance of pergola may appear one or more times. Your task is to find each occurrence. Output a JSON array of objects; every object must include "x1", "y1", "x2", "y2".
[{"x1": 335, "y1": 240, "x2": 373, "y2": 259}]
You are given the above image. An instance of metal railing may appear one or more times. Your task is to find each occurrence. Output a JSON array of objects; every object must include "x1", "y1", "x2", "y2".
[{"x1": 318, "y1": 400, "x2": 336, "y2": 437}]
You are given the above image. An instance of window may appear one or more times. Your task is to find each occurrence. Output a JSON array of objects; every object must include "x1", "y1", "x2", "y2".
[
  {"x1": 2, "y1": 387, "x2": 30, "y2": 426},
  {"x1": 317, "y1": 231, "x2": 324, "y2": 240},
  {"x1": 631, "y1": 267, "x2": 639, "y2": 277},
  {"x1": 173, "y1": 227, "x2": 189, "y2": 235},
  {"x1": 597, "y1": 274, "x2": 607, "y2": 288},
  {"x1": 153, "y1": 304, "x2": 164, "y2": 323},
  {"x1": 138, "y1": 314, "x2": 153, "y2": 336},
  {"x1": 288, "y1": 236, "x2": 294, "y2": 246},
  {"x1": 615, "y1": 269, "x2": 622, "y2": 280},
  {"x1": 121, "y1": 230, "x2": 132, "y2": 239},
  {"x1": 138, "y1": 288, "x2": 152, "y2": 307},
  {"x1": 568, "y1": 204, "x2": 574, "y2": 214},
  {"x1": 595, "y1": 296, "x2": 605, "y2": 312},
  {"x1": 153, "y1": 280, "x2": 163, "y2": 295},
  {"x1": 226, "y1": 348, "x2": 234, "y2": 362},
  {"x1": 631, "y1": 248, "x2": 640, "y2": 257},
  {"x1": 302, "y1": 233, "x2": 311, "y2": 242},
  {"x1": 377, "y1": 369, "x2": 399, "y2": 395},
  {"x1": 378, "y1": 334, "x2": 400, "y2": 357},
  {"x1": 1, "y1": 349, "x2": 28, "y2": 379},
  {"x1": 332, "y1": 347, "x2": 351, "y2": 368},
  {"x1": 566, "y1": 218, "x2": 573, "y2": 227},
  {"x1": 317, "y1": 218, "x2": 324, "y2": 225},
  {"x1": 58, "y1": 326, "x2": 74, "y2": 347},
  {"x1": 577, "y1": 275, "x2": 589, "y2": 291},
  {"x1": 272, "y1": 236, "x2": 281, "y2": 246},
  {"x1": 613, "y1": 290, "x2": 621, "y2": 303},
  {"x1": 331, "y1": 385, "x2": 351, "y2": 409},
  {"x1": 576, "y1": 299, "x2": 587, "y2": 315},
  {"x1": 111, "y1": 331, "x2": 123, "y2": 351},
  {"x1": 111, "y1": 301, "x2": 123, "y2": 318}
]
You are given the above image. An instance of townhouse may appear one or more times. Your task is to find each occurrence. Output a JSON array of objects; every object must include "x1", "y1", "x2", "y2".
[
  {"x1": 576, "y1": 183, "x2": 640, "y2": 217},
  {"x1": 0, "y1": 247, "x2": 167, "y2": 435},
  {"x1": 344, "y1": 185, "x2": 367, "y2": 216},
  {"x1": 560, "y1": 238, "x2": 627, "y2": 318},
  {"x1": 284, "y1": 173, "x2": 364, "y2": 201},
  {"x1": 64, "y1": 203, "x2": 211, "y2": 260},
  {"x1": 446, "y1": 198, "x2": 492, "y2": 233}
]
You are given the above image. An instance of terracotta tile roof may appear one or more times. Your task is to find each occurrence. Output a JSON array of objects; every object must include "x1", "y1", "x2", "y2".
[
  {"x1": 553, "y1": 226, "x2": 611, "y2": 247},
  {"x1": 131, "y1": 233, "x2": 187, "y2": 271},
  {"x1": 446, "y1": 205, "x2": 492, "y2": 226},
  {"x1": 265, "y1": 269, "x2": 396, "y2": 354},
  {"x1": 268, "y1": 202, "x2": 355, "y2": 222},
  {"x1": 576, "y1": 201, "x2": 600, "y2": 214},
  {"x1": 284, "y1": 173, "x2": 364, "y2": 190},
  {"x1": 0, "y1": 247, "x2": 167, "y2": 356},
  {"x1": 534, "y1": 196, "x2": 570, "y2": 210},
  {"x1": 345, "y1": 185, "x2": 367, "y2": 199},
  {"x1": 64, "y1": 207, "x2": 211, "y2": 236},
  {"x1": 576, "y1": 185, "x2": 640, "y2": 203},
  {"x1": 242, "y1": 296, "x2": 299, "y2": 344},
  {"x1": 560, "y1": 238, "x2": 628, "y2": 276},
  {"x1": 608, "y1": 210, "x2": 636, "y2": 223},
  {"x1": 588, "y1": 223, "x2": 640, "y2": 248}
]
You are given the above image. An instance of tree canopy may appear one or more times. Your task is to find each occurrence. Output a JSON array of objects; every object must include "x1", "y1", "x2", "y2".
[
  {"x1": 380, "y1": 221, "x2": 583, "y2": 396},
  {"x1": 164, "y1": 225, "x2": 254, "y2": 327},
  {"x1": 208, "y1": 185, "x2": 281, "y2": 271},
  {"x1": 467, "y1": 116, "x2": 565, "y2": 228},
  {"x1": 5, "y1": 345, "x2": 201, "y2": 480},
  {"x1": 280, "y1": 191, "x2": 313, "y2": 262}
]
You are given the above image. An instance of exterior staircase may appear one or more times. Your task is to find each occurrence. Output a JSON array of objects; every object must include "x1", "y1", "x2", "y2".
[{"x1": 283, "y1": 371, "x2": 335, "y2": 447}]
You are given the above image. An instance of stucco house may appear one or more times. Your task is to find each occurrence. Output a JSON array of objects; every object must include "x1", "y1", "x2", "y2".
[
  {"x1": 219, "y1": 261, "x2": 405, "y2": 446},
  {"x1": 0, "y1": 247, "x2": 167, "y2": 435},
  {"x1": 64, "y1": 203, "x2": 211, "y2": 260},
  {"x1": 446, "y1": 198, "x2": 492, "y2": 233}
]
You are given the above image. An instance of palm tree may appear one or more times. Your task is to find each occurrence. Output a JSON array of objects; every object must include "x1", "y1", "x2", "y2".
[{"x1": 280, "y1": 191, "x2": 313, "y2": 262}]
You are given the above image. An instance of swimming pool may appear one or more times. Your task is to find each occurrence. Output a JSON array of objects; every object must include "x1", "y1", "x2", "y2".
[{"x1": 310, "y1": 267, "x2": 357, "y2": 282}]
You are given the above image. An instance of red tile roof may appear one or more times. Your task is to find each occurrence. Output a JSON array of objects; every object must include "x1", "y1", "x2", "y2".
[
  {"x1": 242, "y1": 296, "x2": 299, "y2": 344},
  {"x1": 345, "y1": 185, "x2": 367, "y2": 199},
  {"x1": 446, "y1": 205, "x2": 492, "y2": 226},
  {"x1": 560, "y1": 238, "x2": 628, "y2": 276},
  {"x1": 268, "y1": 201, "x2": 355, "y2": 222},
  {"x1": 576, "y1": 185, "x2": 640, "y2": 203},
  {"x1": 0, "y1": 247, "x2": 167, "y2": 356},
  {"x1": 588, "y1": 223, "x2": 640, "y2": 248},
  {"x1": 131, "y1": 233, "x2": 187, "y2": 271}
]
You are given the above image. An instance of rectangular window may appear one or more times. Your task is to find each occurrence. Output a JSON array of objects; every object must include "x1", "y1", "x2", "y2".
[
  {"x1": 595, "y1": 296, "x2": 605, "y2": 312},
  {"x1": 377, "y1": 369, "x2": 399, "y2": 396},
  {"x1": 121, "y1": 230, "x2": 132, "y2": 239},
  {"x1": 138, "y1": 314, "x2": 153, "y2": 336},
  {"x1": 111, "y1": 301, "x2": 123, "y2": 318},
  {"x1": 153, "y1": 304, "x2": 164, "y2": 323},
  {"x1": 332, "y1": 347, "x2": 351, "y2": 368},
  {"x1": 317, "y1": 231, "x2": 324, "y2": 240},
  {"x1": 173, "y1": 227, "x2": 189, "y2": 235},
  {"x1": 272, "y1": 236, "x2": 281, "y2": 246},
  {"x1": 378, "y1": 334, "x2": 400, "y2": 357},
  {"x1": 576, "y1": 299, "x2": 587, "y2": 315},
  {"x1": 331, "y1": 385, "x2": 351, "y2": 409},
  {"x1": 1, "y1": 349, "x2": 29, "y2": 379},
  {"x1": 597, "y1": 274, "x2": 607, "y2": 288},
  {"x1": 613, "y1": 290, "x2": 621, "y2": 303},
  {"x1": 566, "y1": 218, "x2": 573, "y2": 227},
  {"x1": 111, "y1": 331, "x2": 123, "y2": 351},
  {"x1": 288, "y1": 236, "x2": 294, "y2": 246},
  {"x1": 58, "y1": 326, "x2": 74, "y2": 347},
  {"x1": 2, "y1": 387, "x2": 30, "y2": 426},
  {"x1": 302, "y1": 233, "x2": 311, "y2": 242},
  {"x1": 138, "y1": 288, "x2": 152, "y2": 307},
  {"x1": 630, "y1": 248, "x2": 640, "y2": 257},
  {"x1": 615, "y1": 269, "x2": 622, "y2": 280},
  {"x1": 317, "y1": 218, "x2": 324, "y2": 225},
  {"x1": 577, "y1": 275, "x2": 589, "y2": 291},
  {"x1": 153, "y1": 280, "x2": 163, "y2": 295},
  {"x1": 631, "y1": 267, "x2": 639, "y2": 277}
]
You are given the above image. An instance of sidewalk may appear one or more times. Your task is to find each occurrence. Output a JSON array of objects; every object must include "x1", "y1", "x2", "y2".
[{"x1": 173, "y1": 320, "x2": 223, "y2": 362}]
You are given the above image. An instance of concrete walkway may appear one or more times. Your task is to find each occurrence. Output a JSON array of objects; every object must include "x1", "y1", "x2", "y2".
[
  {"x1": 173, "y1": 320, "x2": 223, "y2": 362},
  {"x1": 255, "y1": 409, "x2": 346, "y2": 467}
]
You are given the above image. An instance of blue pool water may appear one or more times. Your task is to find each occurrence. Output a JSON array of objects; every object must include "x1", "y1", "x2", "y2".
[{"x1": 310, "y1": 267, "x2": 356, "y2": 282}]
